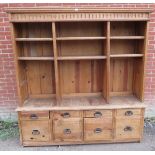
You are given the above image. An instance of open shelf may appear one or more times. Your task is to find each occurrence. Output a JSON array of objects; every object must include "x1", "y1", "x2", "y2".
[
  {"x1": 110, "y1": 54, "x2": 143, "y2": 58},
  {"x1": 57, "y1": 56, "x2": 107, "y2": 60},
  {"x1": 18, "y1": 57, "x2": 54, "y2": 60},
  {"x1": 16, "y1": 38, "x2": 52, "y2": 41},
  {"x1": 110, "y1": 36, "x2": 144, "y2": 40},
  {"x1": 57, "y1": 37, "x2": 106, "y2": 41}
]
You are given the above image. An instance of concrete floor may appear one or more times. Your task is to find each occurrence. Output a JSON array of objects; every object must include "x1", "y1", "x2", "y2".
[{"x1": 0, "y1": 123, "x2": 155, "y2": 151}]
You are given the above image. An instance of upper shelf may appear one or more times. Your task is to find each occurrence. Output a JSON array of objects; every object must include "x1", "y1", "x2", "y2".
[
  {"x1": 16, "y1": 38, "x2": 53, "y2": 41},
  {"x1": 57, "y1": 56, "x2": 107, "y2": 60},
  {"x1": 57, "y1": 37, "x2": 106, "y2": 41},
  {"x1": 110, "y1": 54, "x2": 143, "y2": 58},
  {"x1": 18, "y1": 57, "x2": 54, "y2": 60},
  {"x1": 110, "y1": 36, "x2": 145, "y2": 40}
]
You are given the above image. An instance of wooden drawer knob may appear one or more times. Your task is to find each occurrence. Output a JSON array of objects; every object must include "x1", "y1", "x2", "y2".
[
  {"x1": 94, "y1": 111, "x2": 102, "y2": 118},
  {"x1": 124, "y1": 126, "x2": 133, "y2": 132},
  {"x1": 125, "y1": 111, "x2": 133, "y2": 116},
  {"x1": 32, "y1": 130, "x2": 40, "y2": 135},
  {"x1": 63, "y1": 128, "x2": 71, "y2": 134},
  {"x1": 61, "y1": 112, "x2": 70, "y2": 118},
  {"x1": 30, "y1": 114, "x2": 38, "y2": 120},
  {"x1": 94, "y1": 128, "x2": 102, "y2": 133}
]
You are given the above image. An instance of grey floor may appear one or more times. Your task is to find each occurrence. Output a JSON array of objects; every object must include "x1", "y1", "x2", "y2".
[{"x1": 0, "y1": 122, "x2": 155, "y2": 151}]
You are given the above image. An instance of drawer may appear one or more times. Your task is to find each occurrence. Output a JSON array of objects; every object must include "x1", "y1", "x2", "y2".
[
  {"x1": 52, "y1": 110, "x2": 82, "y2": 119},
  {"x1": 84, "y1": 118, "x2": 113, "y2": 141},
  {"x1": 116, "y1": 109, "x2": 141, "y2": 118},
  {"x1": 85, "y1": 110, "x2": 112, "y2": 118},
  {"x1": 20, "y1": 111, "x2": 49, "y2": 120},
  {"x1": 53, "y1": 118, "x2": 83, "y2": 142},
  {"x1": 115, "y1": 117, "x2": 141, "y2": 140},
  {"x1": 21, "y1": 120, "x2": 50, "y2": 142}
]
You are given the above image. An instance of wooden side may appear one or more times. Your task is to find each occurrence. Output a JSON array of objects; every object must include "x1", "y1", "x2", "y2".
[
  {"x1": 11, "y1": 23, "x2": 28, "y2": 106},
  {"x1": 52, "y1": 22, "x2": 61, "y2": 101},
  {"x1": 133, "y1": 21, "x2": 148, "y2": 101}
]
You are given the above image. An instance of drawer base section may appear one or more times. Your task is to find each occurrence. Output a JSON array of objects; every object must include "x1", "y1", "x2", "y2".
[{"x1": 18, "y1": 108, "x2": 145, "y2": 146}]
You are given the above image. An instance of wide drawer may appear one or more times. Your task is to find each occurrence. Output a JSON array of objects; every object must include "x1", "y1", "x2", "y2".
[
  {"x1": 84, "y1": 118, "x2": 113, "y2": 141},
  {"x1": 21, "y1": 120, "x2": 51, "y2": 142},
  {"x1": 20, "y1": 111, "x2": 49, "y2": 120},
  {"x1": 53, "y1": 118, "x2": 83, "y2": 142},
  {"x1": 52, "y1": 110, "x2": 83, "y2": 119},
  {"x1": 115, "y1": 117, "x2": 141, "y2": 140},
  {"x1": 84, "y1": 110, "x2": 112, "y2": 118},
  {"x1": 116, "y1": 109, "x2": 141, "y2": 118}
]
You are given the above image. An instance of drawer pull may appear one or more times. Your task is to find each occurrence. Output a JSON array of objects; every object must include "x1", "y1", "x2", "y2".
[
  {"x1": 94, "y1": 128, "x2": 102, "y2": 133},
  {"x1": 124, "y1": 126, "x2": 132, "y2": 132},
  {"x1": 94, "y1": 111, "x2": 102, "y2": 118},
  {"x1": 64, "y1": 128, "x2": 71, "y2": 134},
  {"x1": 61, "y1": 112, "x2": 70, "y2": 118},
  {"x1": 125, "y1": 111, "x2": 133, "y2": 116},
  {"x1": 30, "y1": 114, "x2": 38, "y2": 120},
  {"x1": 32, "y1": 130, "x2": 40, "y2": 135}
]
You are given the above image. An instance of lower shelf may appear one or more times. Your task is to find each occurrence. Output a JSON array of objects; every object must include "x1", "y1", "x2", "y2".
[{"x1": 17, "y1": 95, "x2": 146, "y2": 111}]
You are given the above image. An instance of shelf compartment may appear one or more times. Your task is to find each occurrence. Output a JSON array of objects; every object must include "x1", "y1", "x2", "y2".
[
  {"x1": 18, "y1": 57, "x2": 54, "y2": 60},
  {"x1": 57, "y1": 56, "x2": 107, "y2": 60},
  {"x1": 110, "y1": 36, "x2": 144, "y2": 40},
  {"x1": 110, "y1": 40, "x2": 144, "y2": 55},
  {"x1": 15, "y1": 23, "x2": 52, "y2": 38},
  {"x1": 110, "y1": 21, "x2": 146, "y2": 36},
  {"x1": 110, "y1": 54, "x2": 143, "y2": 58},
  {"x1": 16, "y1": 38, "x2": 53, "y2": 41},
  {"x1": 56, "y1": 22, "x2": 106, "y2": 38},
  {"x1": 16, "y1": 42, "x2": 53, "y2": 57},
  {"x1": 57, "y1": 40, "x2": 106, "y2": 57},
  {"x1": 110, "y1": 58, "x2": 143, "y2": 99},
  {"x1": 59, "y1": 60, "x2": 106, "y2": 95},
  {"x1": 57, "y1": 37, "x2": 106, "y2": 41}
]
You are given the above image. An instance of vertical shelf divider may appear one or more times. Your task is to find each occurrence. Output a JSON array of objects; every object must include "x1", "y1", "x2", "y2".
[
  {"x1": 52, "y1": 22, "x2": 61, "y2": 102},
  {"x1": 106, "y1": 21, "x2": 111, "y2": 103}
]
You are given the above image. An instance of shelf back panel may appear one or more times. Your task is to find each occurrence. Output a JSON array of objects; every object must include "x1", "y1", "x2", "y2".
[
  {"x1": 26, "y1": 61, "x2": 56, "y2": 96},
  {"x1": 59, "y1": 60, "x2": 104, "y2": 94}
]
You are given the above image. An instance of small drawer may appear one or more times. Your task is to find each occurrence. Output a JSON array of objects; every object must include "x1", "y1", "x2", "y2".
[
  {"x1": 116, "y1": 109, "x2": 141, "y2": 117},
  {"x1": 21, "y1": 120, "x2": 51, "y2": 142},
  {"x1": 53, "y1": 118, "x2": 83, "y2": 142},
  {"x1": 84, "y1": 118, "x2": 113, "y2": 141},
  {"x1": 84, "y1": 110, "x2": 112, "y2": 118},
  {"x1": 20, "y1": 111, "x2": 49, "y2": 120},
  {"x1": 52, "y1": 110, "x2": 82, "y2": 119},
  {"x1": 116, "y1": 117, "x2": 141, "y2": 140}
]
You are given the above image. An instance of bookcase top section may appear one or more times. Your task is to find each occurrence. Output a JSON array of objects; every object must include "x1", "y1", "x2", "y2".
[{"x1": 6, "y1": 7, "x2": 152, "y2": 22}]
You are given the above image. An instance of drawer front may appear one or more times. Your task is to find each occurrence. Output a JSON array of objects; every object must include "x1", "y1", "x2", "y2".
[
  {"x1": 85, "y1": 110, "x2": 112, "y2": 118},
  {"x1": 53, "y1": 118, "x2": 83, "y2": 142},
  {"x1": 53, "y1": 111, "x2": 82, "y2": 119},
  {"x1": 21, "y1": 120, "x2": 50, "y2": 142},
  {"x1": 116, "y1": 117, "x2": 141, "y2": 140},
  {"x1": 116, "y1": 109, "x2": 141, "y2": 118},
  {"x1": 84, "y1": 118, "x2": 113, "y2": 141},
  {"x1": 20, "y1": 111, "x2": 49, "y2": 120}
]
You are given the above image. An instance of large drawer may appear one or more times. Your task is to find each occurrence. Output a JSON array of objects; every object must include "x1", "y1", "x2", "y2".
[
  {"x1": 53, "y1": 118, "x2": 83, "y2": 142},
  {"x1": 115, "y1": 117, "x2": 142, "y2": 140},
  {"x1": 21, "y1": 120, "x2": 51, "y2": 142},
  {"x1": 20, "y1": 111, "x2": 49, "y2": 120},
  {"x1": 84, "y1": 117, "x2": 113, "y2": 141}
]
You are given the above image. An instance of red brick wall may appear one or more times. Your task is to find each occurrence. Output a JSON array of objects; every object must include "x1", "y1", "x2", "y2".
[{"x1": 0, "y1": 3, "x2": 155, "y2": 119}]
